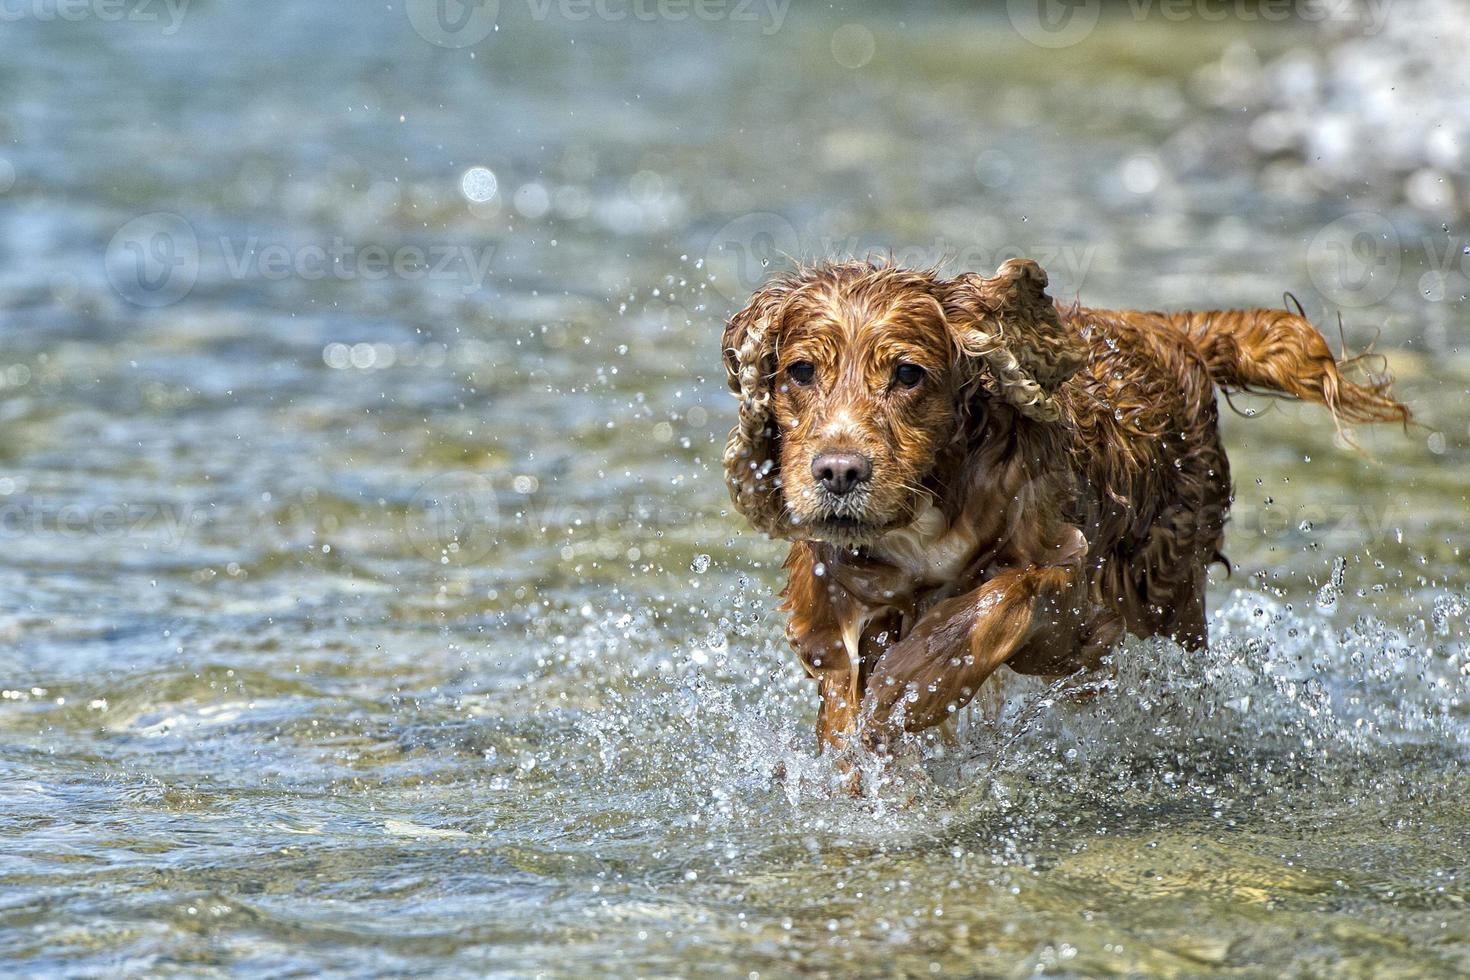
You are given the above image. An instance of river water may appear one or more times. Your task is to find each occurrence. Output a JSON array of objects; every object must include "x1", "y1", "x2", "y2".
[{"x1": 1, "y1": 2, "x2": 1468, "y2": 976}]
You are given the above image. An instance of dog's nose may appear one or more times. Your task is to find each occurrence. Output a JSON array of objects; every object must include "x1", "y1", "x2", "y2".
[{"x1": 811, "y1": 453, "x2": 872, "y2": 496}]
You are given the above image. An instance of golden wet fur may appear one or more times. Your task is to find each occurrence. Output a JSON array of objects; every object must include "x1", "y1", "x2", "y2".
[{"x1": 720, "y1": 258, "x2": 1409, "y2": 763}]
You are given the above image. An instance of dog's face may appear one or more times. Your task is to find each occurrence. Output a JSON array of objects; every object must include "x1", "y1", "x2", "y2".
[
  {"x1": 770, "y1": 286, "x2": 958, "y2": 546},
  {"x1": 722, "y1": 259, "x2": 1082, "y2": 546}
]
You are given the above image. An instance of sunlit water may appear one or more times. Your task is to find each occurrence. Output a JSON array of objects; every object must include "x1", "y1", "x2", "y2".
[{"x1": 1, "y1": 3, "x2": 1468, "y2": 976}]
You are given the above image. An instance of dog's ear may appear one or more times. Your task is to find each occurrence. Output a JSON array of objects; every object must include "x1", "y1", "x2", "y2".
[
  {"x1": 942, "y1": 258, "x2": 1084, "y2": 423},
  {"x1": 722, "y1": 274, "x2": 796, "y2": 539}
]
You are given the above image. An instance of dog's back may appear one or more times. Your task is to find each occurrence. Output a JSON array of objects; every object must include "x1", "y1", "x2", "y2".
[{"x1": 1057, "y1": 303, "x2": 1410, "y2": 652}]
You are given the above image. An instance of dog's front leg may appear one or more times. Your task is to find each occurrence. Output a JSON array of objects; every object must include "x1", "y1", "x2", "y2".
[
  {"x1": 781, "y1": 542, "x2": 862, "y2": 756},
  {"x1": 861, "y1": 564, "x2": 1084, "y2": 743}
]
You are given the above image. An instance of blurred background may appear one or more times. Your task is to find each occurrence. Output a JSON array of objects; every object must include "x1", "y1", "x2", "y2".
[{"x1": 1, "y1": 0, "x2": 1468, "y2": 975}]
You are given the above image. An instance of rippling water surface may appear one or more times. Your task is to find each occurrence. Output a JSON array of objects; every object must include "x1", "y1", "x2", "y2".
[{"x1": 2, "y1": 3, "x2": 1468, "y2": 976}]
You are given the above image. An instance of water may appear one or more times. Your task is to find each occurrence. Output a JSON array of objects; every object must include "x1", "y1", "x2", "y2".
[{"x1": 2, "y1": 3, "x2": 1469, "y2": 975}]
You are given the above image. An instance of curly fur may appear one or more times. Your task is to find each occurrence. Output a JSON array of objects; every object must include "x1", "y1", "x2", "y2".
[
  {"x1": 721, "y1": 258, "x2": 1083, "y2": 538},
  {"x1": 718, "y1": 257, "x2": 1411, "y2": 771}
]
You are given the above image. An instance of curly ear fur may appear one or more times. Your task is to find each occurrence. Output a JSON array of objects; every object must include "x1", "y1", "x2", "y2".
[
  {"x1": 721, "y1": 258, "x2": 1085, "y2": 540},
  {"x1": 721, "y1": 274, "x2": 796, "y2": 538},
  {"x1": 943, "y1": 258, "x2": 1085, "y2": 423}
]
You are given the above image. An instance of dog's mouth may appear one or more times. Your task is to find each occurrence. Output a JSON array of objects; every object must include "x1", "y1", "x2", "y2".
[
  {"x1": 813, "y1": 514, "x2": 869, "y2": 531},
  {"x1": 787, "y1": 484, "x2": 906, "y2": 545},
  {"x1": 800, "y1": 513, "x2": 889, "y2": 545}
]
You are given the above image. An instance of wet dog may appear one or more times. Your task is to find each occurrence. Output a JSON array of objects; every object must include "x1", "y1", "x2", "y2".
[{"x1": 721, "y1": 259, "x2": 1409, "y2": 764}]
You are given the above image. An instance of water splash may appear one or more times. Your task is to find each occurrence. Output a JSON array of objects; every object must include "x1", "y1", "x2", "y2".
[{"x1": 515, "y1": 584, "x2": 1470, "y2": 851}]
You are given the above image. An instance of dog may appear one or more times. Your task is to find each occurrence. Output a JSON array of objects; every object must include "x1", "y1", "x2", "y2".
[{"x1": 721, "y1": 258, "x2": 1409, "y2": 764}]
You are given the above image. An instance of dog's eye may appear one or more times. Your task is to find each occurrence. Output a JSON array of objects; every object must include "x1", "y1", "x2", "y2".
[
  {"x1": 787, "y1": 361, "x2": 815, "y2": 385},
  {"x1": 894, "y1": 363, "x2": 925, "y2": 388}
]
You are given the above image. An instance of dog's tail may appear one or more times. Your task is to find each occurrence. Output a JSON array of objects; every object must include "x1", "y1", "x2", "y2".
[{"x1": 1160, "y1": 303, "x2": 1411, "y2": 430}]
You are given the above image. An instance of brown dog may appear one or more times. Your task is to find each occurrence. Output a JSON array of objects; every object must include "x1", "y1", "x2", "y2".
[{"x1": 721, "y1": 259, "x2": 1408, "y2": 761}]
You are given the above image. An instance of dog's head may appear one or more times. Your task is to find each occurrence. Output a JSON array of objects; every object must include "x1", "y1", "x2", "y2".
[{"x1": 721, "y1": 258, "x2": 1083, "y2": 546}]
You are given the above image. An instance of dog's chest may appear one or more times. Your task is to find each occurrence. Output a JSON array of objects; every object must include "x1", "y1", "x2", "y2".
[{"x1": 869, "y1": 502, "x2": 979, "y2": 586}]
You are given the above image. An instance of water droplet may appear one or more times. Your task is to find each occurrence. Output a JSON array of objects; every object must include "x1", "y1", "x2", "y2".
[
  {"x1": 690, "y1": 554, "x2": 711, "y2": 573},
  {"x1": 460, "y1": 166, "x2": 497, "y2": 203}
]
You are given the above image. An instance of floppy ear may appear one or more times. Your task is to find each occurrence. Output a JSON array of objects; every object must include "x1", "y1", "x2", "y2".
[
  {"x1": 722, "y1": 274, "x2": 797, "y2": 539},
  {"x1": 943, "y1": 258, "x2": 1085, "y2": 423}
]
